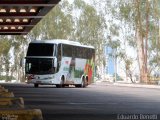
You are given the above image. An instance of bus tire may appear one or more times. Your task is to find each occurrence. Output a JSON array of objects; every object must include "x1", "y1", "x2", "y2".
[
  {"x1": 56, "y1": 84, "x2": 65, "y2": 88},
  {"x1": 65, "y1": 85, "x2": 69, "y2": 87},
  {"x1": 56, "y1": 85, "x2": 61, "y2": 88},
  {"x1": 81, "y1": 79, "x2": 86, "y2": 88},
  {"x1": 56, "y1": 77, "x2": 65, "y2": 88},
  {"x1": 75, "y1": 85, "x2": 80, "y2": 88},
  {"x1": 81, "y1": 77, "x2": 87, "y2": 88},
  {"x1": 75, "y1": 79, "x2": 86, "y2": 88},
  {"x1": 34, "y1": 84, "x2": 39, "y2": 88}
]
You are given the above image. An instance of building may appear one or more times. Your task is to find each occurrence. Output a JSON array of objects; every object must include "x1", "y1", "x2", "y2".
[{"x1": 104, "y1": 46, "x2": 115, "y2": 80}]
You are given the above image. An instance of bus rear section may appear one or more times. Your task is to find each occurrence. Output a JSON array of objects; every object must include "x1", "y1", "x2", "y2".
[{"x1": 60, "y1": 43, "x2": 95, "y2": 88}]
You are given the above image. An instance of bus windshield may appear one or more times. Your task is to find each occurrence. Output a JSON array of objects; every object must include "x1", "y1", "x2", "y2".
[
  {"x1": 25, "y1": 58, "x2": 55, "y2": 75},
  {"x1": 27, "y1": 43, "x2": 54, "y2": 56}
]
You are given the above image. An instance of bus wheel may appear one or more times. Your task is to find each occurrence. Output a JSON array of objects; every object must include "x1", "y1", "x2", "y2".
[
  {"x1": 56, "y1": 85, "x2": 61, "y2": 88},
  {"x1": 75, "y1": 85, "x2": 80, "y2": 88},
  {"x1": 34, "y1": 84, "x2": 39, "y2": 88},
  {"x1": 75, "y1": 80, "x2": 86, "y2": 88},
  {"x1": 81, "y1": 77, "x2": 87, "y2": 88},
  {"x1": 56, "y1": 78, "x2": 65, "y2": 88},
  {"x1": 81, "y1": 79, "x2": 86, "y2": 88},
  {"x1": 56, "y1": 84, "x2": 65, "y2": 88}
]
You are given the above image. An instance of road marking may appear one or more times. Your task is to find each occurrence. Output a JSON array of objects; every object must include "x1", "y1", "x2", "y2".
[{"x1": 67, "y1": 103, "x2": 109, "y2": 105}]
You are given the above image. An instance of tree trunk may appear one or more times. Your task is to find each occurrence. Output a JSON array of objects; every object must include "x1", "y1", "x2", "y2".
[
  {"x1": 145, "y1": 0, "x2": 150, "y2": 83},
  {"x1": 135, "y1": 0, "x2": 148, "y2": 83},
  {"x1": 136, "y1": 27, "x2": 146, "y2": 83}
]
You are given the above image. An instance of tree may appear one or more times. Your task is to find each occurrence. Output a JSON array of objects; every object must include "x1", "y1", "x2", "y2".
[
  {"x1": 116, "y1": 0, "x2": 155, "y2": 83},
  {"x1": 0, "y1": 37, "x2": 11, "y2": 81},
  {"x1": 74, "y1": 0, "x2": 107, "y2": 78},
  {"x1": 11, "y1": 36, "x2": 28, "y2": 82},
  {"x1": 29, "y1": 0, "x2": 74, "y2": 40}
]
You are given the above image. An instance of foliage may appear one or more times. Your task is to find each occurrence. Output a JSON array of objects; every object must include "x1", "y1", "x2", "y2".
[
  {"x1": 101, "y1": 0, "x2": 160, "y2": 83},
  {"x1": 29, "y1": 0, "x2": 74, "y2": 40},
  {"x1": 0, "y1": 37, "x2": 11, "y2": 55},
  {"x1": 0, "y1": 75, "x2": 16, "y2": 81},
  {"x1": 113, "y1": 73, "x2": 123, "y2": 81}
]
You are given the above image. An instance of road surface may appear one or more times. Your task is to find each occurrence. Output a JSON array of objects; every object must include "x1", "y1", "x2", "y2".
[{"x1": 2, "y1": 83, "x2": 160, "y2": 120}]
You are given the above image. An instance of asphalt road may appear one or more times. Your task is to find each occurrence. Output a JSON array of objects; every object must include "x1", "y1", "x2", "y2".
[{"x1": 2, "y1": 83, "x2": 160, "y2": 120}]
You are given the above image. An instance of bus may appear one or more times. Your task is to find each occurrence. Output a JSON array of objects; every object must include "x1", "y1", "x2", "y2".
[{"x1": 25, "y1": 39, "x2": 95, "y2": 88}]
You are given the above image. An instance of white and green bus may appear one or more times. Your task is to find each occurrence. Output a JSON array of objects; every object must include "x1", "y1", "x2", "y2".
[{"x1": 25, "y1": 39, "x2": 95, "y2": 88}]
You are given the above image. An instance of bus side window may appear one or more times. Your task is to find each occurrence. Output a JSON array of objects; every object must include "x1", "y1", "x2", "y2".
[
  {"x1": 62, "y1": 44, "x2": 72, "y2": 57},
  {"x1": 57, "y1": 44, "x2": 61, "y2": 61},
  {"x1": 57, "y1": 44, "x2": 62, "y2": 71}
]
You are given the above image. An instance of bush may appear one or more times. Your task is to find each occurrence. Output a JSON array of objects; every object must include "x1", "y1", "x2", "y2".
[
  {"x1": 113, "y1": 73, "x2": 123, "y2": 81},
  {"x1": 0, "y1": 75, "x2": 16, "y2": 81}
]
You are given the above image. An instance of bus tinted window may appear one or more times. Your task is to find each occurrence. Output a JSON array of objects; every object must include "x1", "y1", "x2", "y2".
[
  {"x1": 57, "y1": 44, "x2": 62, "y2": 61},
  {"x1": 62, "y1": 44, "x2": 95, "y2": 59},
  {"x1": 27, "y1": 43, "x2": 54, "y2": 56},
  {"x1": 62, "y1": 44, "x2": 72, "y2": 57}
]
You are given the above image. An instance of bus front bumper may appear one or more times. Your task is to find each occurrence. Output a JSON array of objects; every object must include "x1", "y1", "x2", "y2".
[{"x1": 27, "y1": 79, "x2": 59, "y2": 85}]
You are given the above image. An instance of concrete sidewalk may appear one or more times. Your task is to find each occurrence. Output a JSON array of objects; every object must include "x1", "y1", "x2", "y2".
[{"x1": 95, "y1": 81, "x2": 160, "y2": 89}]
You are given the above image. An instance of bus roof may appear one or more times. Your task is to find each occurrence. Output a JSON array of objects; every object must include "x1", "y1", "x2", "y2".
[{"x1": 30, "y1": 39, "x2": 95, "y2": 49}]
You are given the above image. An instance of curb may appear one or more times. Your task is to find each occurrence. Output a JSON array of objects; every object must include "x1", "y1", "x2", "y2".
[
  {"x1": 0, "y1": 87, "x2": 8, "y2": 92},
  {"x1": 96, "y1": 81, "x2": 160, "y2": 89},
  {"x1": 113, "y1": 83, "x2": 160, "y2": 89},
  {"x1": 0, "y1": 92, "x2": 14, "y2": 97},
  {"x1": 0, "y1": 97, "x2": 24, "y2": 108},
  {"x1": 0, "y1": 109, "x2": 43, "y2": 120},
  {"x1": 0, "y1": 85, "x2": 44, "y2": 120}
]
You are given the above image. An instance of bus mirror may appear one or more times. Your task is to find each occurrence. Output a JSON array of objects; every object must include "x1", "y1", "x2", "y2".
[{"x1": 54, "y1": 58, "x2": 57, "y2": 68}]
